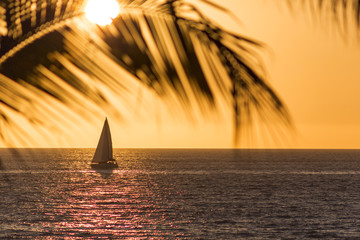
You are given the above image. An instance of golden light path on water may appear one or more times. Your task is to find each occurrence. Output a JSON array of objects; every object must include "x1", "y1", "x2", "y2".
[{"x1": 2, "y1": 149, "x2": 360, "y2": 238}]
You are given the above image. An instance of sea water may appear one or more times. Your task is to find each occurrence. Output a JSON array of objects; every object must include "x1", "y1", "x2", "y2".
[{"x1": 0, "y1": 149, "x2": 360, "y2": 239}]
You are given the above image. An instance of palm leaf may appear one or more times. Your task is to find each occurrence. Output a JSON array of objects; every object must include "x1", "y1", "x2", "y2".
[
  {"x1": 0, "y1": 0, "x2": 290, "y2": 146},
  {"x1": 288, "y1": 0, "x2": 360, "y2": 31}
]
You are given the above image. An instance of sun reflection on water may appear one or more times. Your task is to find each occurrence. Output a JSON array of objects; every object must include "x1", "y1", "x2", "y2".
[
  {"x1": 36, "y1": 171, "x2": 185, "y2": 238},
  {"x1": 3, "y1": 149, "x2": 359, "y2": 238}
]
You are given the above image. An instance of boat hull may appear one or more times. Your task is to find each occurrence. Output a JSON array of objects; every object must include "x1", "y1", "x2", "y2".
[{"x1": 91, "y1": 160, "x2": 118, "y2": 169}]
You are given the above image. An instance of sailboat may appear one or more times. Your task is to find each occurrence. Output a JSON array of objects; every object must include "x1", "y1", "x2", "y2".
[{"x1": 91, "y1": 118, "x2": 118, "y2": 169}]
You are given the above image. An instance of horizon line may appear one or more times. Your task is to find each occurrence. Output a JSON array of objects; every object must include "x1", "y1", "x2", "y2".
[{"x1": 1, "y1": 147, "x2": 360, "y2": 150}]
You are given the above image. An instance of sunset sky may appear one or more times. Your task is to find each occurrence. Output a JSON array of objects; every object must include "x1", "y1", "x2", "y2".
[
  {"x1": 105, "y1": 0, "x2": 360, "y2": 149},
  {"x1": 229, "y1": 1, "x2": 360, "y2": 149},
  {"x1": 2, "y1": 0, "x2": 360, "y2": 148},
  {"x1": 92, "y1": 1, "x2": 360, "y2": 149}
]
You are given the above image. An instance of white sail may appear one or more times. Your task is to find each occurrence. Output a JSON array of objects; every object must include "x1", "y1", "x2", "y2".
[{"x1": 92, "y1": 118, "x2": 113, "y2": 163}]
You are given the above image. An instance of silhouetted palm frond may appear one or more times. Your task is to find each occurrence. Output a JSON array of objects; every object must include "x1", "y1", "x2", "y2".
[
  {"x1": 0, "y1": 0, "x2": 291, "y2": 146},
  {"x1": 288, "y1": 0, "x2": 360, "y2": 32}
]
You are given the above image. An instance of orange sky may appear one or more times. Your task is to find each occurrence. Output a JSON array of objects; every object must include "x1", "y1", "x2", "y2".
[
  {"x1": 79, "y1": 1, "x2": 360, "y2": 149},
  {"x1": 3, "y1": 1, "x2": 360, "y2": 148},
  {"x1": 219, "y1": 1, "x2": 360, "y2": 148}
]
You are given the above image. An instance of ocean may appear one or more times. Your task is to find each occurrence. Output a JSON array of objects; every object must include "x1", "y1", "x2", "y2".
[{"x1": 0, "y1": 149, "x2": 360, "y2": 239}]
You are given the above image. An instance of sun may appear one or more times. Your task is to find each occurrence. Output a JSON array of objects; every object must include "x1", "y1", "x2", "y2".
[{"x1": 84, "y1": 0, "x2": 120, "y2": 26}]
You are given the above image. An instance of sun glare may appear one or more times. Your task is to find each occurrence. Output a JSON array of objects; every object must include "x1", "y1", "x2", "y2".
[{"x1": 85, "y1": 0, "x2": 120, "y2": 26}]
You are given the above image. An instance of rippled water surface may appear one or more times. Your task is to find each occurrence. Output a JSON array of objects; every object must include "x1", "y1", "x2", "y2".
[{"x1": 1, "y1": 149, "x2": 360, "y2": 239}]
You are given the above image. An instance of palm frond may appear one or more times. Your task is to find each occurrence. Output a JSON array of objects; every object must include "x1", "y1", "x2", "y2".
[
  {"x1": 288, "y1": 0, "x2": 360, "y2": 32},
  {"x1": 0, "y1": 0, "x2": 84, "y2": 59},
  {"x1": 0, "y1": 0, "x2": 291, "y2": 146}
]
